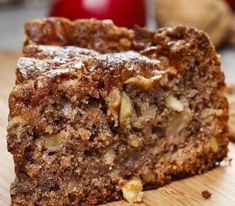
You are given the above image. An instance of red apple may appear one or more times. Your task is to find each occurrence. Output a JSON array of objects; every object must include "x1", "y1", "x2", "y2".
[
  {"x1": 49, "y1": 0, "x2": 146, "y2": 28},
  {"x1": 225, "y1": 0, "x2": 235, "y2": 10}
]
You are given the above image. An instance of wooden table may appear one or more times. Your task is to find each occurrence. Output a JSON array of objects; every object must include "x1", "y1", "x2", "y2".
[{"x1": 0, "y1": 51, "x2": 235, "y2": 206}]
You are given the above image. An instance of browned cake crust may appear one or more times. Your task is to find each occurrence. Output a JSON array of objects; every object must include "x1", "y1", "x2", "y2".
[{"x1": 7, "y1": 18, "x2": 228, "y2": 206}]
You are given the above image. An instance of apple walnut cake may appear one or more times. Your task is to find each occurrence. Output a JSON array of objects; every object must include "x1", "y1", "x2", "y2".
[{"x1": 7, "y1": 18, "x2": 228, "y2": 206}]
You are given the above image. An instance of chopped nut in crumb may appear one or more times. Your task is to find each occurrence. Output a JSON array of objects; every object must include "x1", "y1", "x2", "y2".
[
  {"x1": 109, "y1": 169, "x2": 120, "y2": 182},
  {"x1": 124, "y1": 73, "x2": 164, "y2": 89},
  {"x1": 119, "y1": 92, "x2": 133, "y2": 127},
  {"x1": 121, "y1": 178, "x2": 143, "y2": 203},
  {"x1": 166, "y1": 111, "x2": 192, "y2": 137},
  {"x1": 141, "y1": 167, "x2": 156, "y2": 183},
  {"x1": 166, "y1": 95, "x2": 184, "y2": 112},
  {"x1": 127, "y1": 135, "x2": 142, "y2": 147},
  {"x1": 105, "y1": 88, "x2": 121, "y2": 110},
  {"x1": 103, "y1": 149, "x2": 116, "y2": 165},
  {"x1": 45, "y1": 125, "x2": 53, "y2": 134},
  {"x1": 8, "y1": 116, "x2": 28, "y2": 129},
  {"x1": 44, "y1": 130, "x2": 69, "y2": 152},
  {"x1": 125, "y1": 75, "x2": 154, "y2": 89},
  {"x1": 210, "y1": 137, "x2": 219, "y2": 153}
]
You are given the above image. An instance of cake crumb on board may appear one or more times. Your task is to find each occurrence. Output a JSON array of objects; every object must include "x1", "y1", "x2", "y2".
[{"x1": 201, "y1": 190, "x2": 212, "y2": 199}]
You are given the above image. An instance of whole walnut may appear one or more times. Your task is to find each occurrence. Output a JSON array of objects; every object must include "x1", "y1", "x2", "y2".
[{"x1": 155, "y1": 0, "x2": 233, "y2": 47}]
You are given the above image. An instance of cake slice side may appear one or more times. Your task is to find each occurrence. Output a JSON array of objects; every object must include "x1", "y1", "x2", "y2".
[{"x1": 7, "y1": 19, "x2": 228, "y2": 206}]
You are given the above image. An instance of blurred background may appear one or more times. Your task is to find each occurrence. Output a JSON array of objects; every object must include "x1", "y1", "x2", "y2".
[{"x1": 0, "y1": 0, "x2": 234, "y2": 83}]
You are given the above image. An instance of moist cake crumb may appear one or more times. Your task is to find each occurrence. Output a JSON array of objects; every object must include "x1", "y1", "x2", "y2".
[{"x1": 7, "y1": 17, "x2": 229, "y2": 206}]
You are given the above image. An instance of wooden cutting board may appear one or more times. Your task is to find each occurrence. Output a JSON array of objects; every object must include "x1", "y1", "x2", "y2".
[{"x1": 0, "y1": 51, "x2": 235, "y2": 206}]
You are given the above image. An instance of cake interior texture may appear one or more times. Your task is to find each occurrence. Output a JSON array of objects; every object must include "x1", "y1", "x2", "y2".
[{"x1": 7, "y1": 18, "x2": 228, "y2": 206}]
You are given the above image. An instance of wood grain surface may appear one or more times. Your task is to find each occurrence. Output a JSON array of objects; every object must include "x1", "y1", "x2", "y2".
[{"x1": 0, "y1": 51, "x2": 235, "y2": 206}]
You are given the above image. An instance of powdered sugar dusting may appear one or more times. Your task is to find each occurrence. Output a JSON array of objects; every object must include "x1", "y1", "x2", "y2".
[{"x1": 20, "y1": 45, "x2": 163, "y2": 81}]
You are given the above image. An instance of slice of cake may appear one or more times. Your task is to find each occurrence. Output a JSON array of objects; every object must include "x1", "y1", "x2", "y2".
[{"x1": 7, "y1": 18, "x2": 229, "y2": 206}]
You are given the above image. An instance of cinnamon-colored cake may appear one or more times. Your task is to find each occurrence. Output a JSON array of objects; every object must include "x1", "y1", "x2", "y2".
[{"x1": 7, "y1": 18, "x2": 228, "y2": 206}]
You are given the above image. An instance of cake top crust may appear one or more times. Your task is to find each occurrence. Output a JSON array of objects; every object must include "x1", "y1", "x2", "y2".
[
  {"x1": 20, "y1": 18, "x2": 216, "y2": 83},
  {"x1": 18, "y1": 45, "x2": 162, "y2": 83},
  {"x1": 24, "y1": 18, "x2": 213, "y2": 54},
  {"x1": 9, "y1": 18, "x2": 219, "y2": 117}
]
